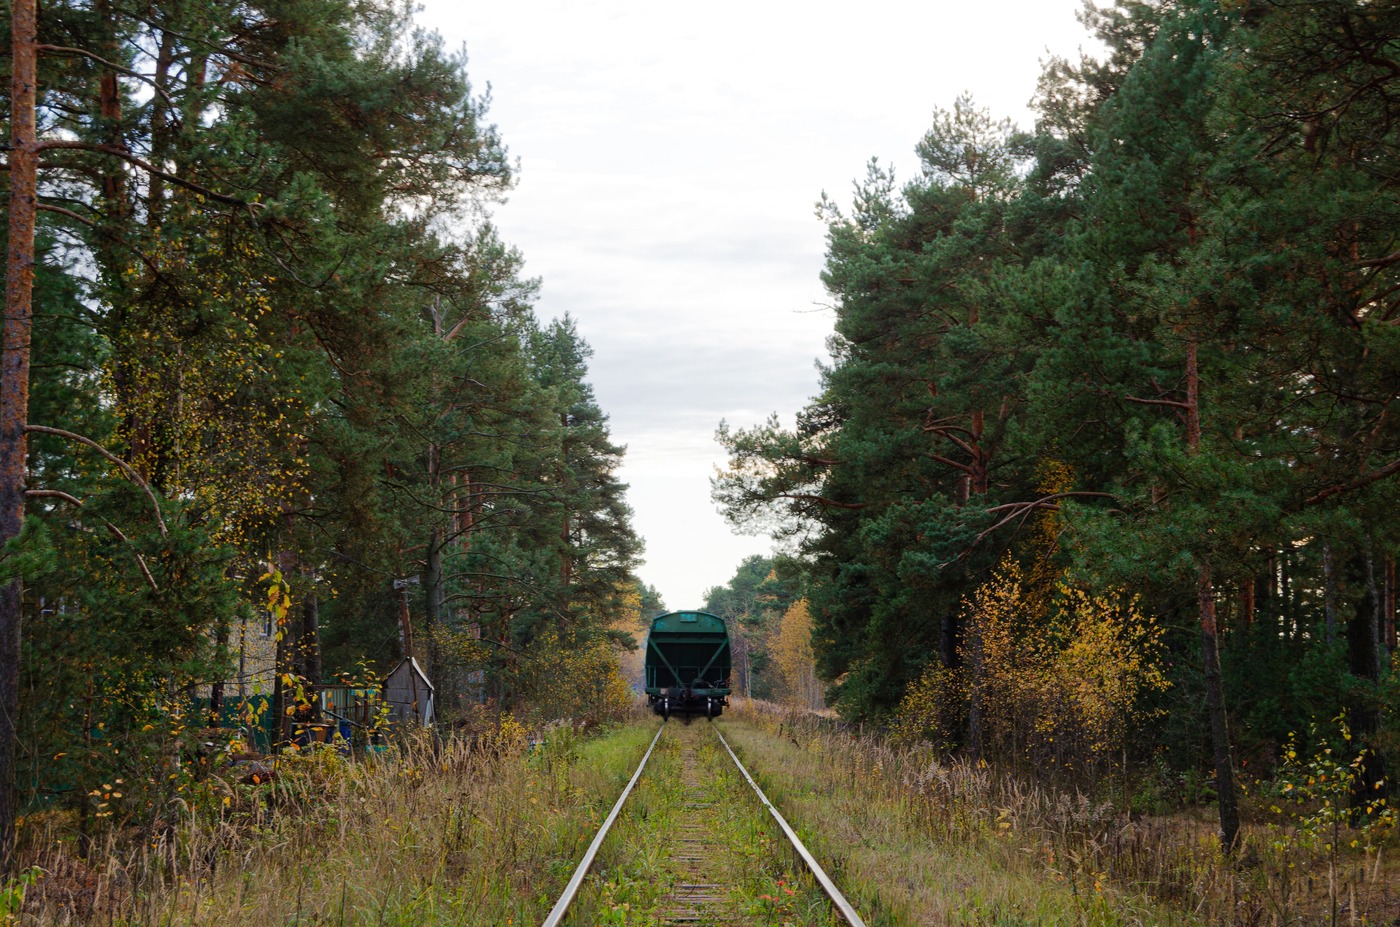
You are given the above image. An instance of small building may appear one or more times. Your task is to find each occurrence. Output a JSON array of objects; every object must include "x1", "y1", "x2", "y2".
[{"x1": 384, "y1": 657, "x2": 435, "y2": 726}]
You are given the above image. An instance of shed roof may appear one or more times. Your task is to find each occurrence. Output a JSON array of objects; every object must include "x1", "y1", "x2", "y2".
[{"x1": 385, "y1": 657, "x2": 434, "y2": 692}]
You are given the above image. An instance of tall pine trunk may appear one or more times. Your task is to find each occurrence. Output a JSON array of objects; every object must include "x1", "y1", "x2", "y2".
[
  {"x1": 424, "y1": 441, "x2": 446, "y2": 690},
  {"x1": 1345, "y1": 553, "x2": 1387, "y2": 806},
  {"x1": 1186, "y1": 336, "x2": 1240, "y2": 850},
  {"x1": 1385, "y1": 556, "x2": 1396, "y2": 653},
  {"x1": 425, "y1": 524, "x2": 445, "y2": 687},
  {"x1": 1198, "y1": 567, "x2": 1240, "y2": 848},
  {"x1": 1, "y1": 0, "x2": 38, "y2": 871},
  {"x1": 300, "y1": 585, "x2": 321, "y2": 696}
]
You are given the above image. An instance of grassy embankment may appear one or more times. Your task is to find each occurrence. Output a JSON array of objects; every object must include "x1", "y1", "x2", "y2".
[
  {"x1": 720, "y1": 701, "x2": 1399, "y2": 927},
  {"x1": 11, "y1": 715, "x2": 657, "y2": 926},
  {"x1": 11, "y1": 703, "x2": 1396, "y2": 925}
]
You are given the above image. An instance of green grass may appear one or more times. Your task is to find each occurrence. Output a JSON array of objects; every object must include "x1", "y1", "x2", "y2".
[
  {"x1": 567, "y1": 718, "x2": 843, "y2": 926},
  {"x1": 18, "y1": 703, "x2": 1394, "y2": 926}
]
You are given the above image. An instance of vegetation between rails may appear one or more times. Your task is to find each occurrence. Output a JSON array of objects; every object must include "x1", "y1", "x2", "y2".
[
  {"x1": 568, "y1": 719, "x2": 841, "y2": 926},
  {"x1": 9, "y1": 702, "x2": 1394, "y2": 926}
]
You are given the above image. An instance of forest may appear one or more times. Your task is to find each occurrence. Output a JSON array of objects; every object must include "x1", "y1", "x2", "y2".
[
  {"x1": 712, "y1": 0, "x2": 1400, "y2": 850},
  {"x1": 2, "y1": 0, "x2": 1399, "y2": 906},
  {"x1": 0, "y1": 0, "x2": 655, "y2": 870}
]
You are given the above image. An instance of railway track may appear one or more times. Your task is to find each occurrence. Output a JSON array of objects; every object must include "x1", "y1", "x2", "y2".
[{"x1": 541, "y1": 719, "x2": 867, "y2": 927}]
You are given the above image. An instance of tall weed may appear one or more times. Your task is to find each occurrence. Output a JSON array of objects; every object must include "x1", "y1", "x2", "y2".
[{"x1": 14, "y1": 712, "x2": 654, "y2": 925}]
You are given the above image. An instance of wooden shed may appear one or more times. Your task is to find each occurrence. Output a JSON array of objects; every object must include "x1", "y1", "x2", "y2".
[{"x1": 384, "y1": 657, "x2": 435, "y2": 727}]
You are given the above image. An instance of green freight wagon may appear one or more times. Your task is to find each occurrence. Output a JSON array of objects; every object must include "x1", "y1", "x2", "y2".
[{"x1": 643, "y1": 610, "x2": 732, "y2": 719}]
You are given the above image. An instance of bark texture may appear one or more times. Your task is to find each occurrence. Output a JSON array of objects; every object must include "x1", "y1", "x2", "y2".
[{"x1": 1, "y1": 0, "x2": 39, "y2": 870}]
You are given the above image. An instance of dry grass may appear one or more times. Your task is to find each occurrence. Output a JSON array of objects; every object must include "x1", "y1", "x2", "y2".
[
  {"x1": 720, "y1": 700, "x2": 1400, "y2": 927},
  {"x1": 10, "y1": 701, "x2": 1395, "y2": 927},
  {"x1": 10, "y1": 713, "x2": 658, "y2": 926}
]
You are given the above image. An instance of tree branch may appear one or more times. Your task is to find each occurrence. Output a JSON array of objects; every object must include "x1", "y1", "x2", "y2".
[
  {"x1": 1358, "y1": 249, "x2": 1400, "y2": 269},
  {"x1": 36, "y1": 140, "x2": 252, "y2": 208},
  {"x1": 1305, "y1": 457, "x2": 1400, "y2": 506},
  {"x1": 775, "y1": 492, "x2": 867, "y2": 510},
  {"x1": 924, "y1": 452, "x2": 973, "y2": 474},
  {"x1": 35, "y1": 45, "x2": 176, "y2": 104},
  {"x1": 25, "y1": 425, "x2": 167, "y2": 536},
  {"x1": 1125, "y1": 395, "x2": 1190, "y2": 410},
  {"x1": 982, "y1": 491, "x2": 1116, "y2": 514},
  {"x1": 26, "y1": 489, "x2": 83, "y2": 507},
  {"x1": 928, "y1": 428, "x2": 976, "y2": 457},
  {"x1": 967, "y1": 491, "x2": 1117, "y2": 555},
  {"x1": 36, "y1": 203, "x2": 96, "y2": 227},
  {"x1": 25, "y1": 489, "x2": 159, "y2": 592}
]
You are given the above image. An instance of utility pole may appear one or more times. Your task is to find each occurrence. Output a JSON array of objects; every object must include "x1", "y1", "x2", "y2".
[
  {"x1": 393, "y1": 576, "x2": 419, "y2": 658},
  {"x1": 393, "y1": 577, "x2": 422, "y2": 723}
]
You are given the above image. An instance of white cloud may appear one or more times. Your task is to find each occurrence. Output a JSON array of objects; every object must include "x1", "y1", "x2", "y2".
[{"x1": 419, "y1": 0, "x2": 1095, "y2": 607}]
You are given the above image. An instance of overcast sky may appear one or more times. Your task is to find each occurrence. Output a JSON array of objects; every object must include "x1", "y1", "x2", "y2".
[{"x1": 414, "y1": 0, "x2": 1097, "y2": 610}]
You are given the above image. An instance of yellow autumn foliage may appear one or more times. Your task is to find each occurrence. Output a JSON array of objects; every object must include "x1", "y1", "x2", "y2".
[
  {"x1": 892, "y1": 558, "x2": 1168, "y2": 775},
  {"x1": 513, "y1": 631, "x2": 635, "y2": 727},
  {"x1": 1039, "y1": 585, "x2": 1169, "y2": 757},
  {"x1": 608, "y1": 583, "x2": 649, "y2": 688},
  {"x1": 108, "y1": 226, "x2": 308, "y2": 549},
  {"x1": 773, "y1": 599, "x2": 824, "y2": 710},
  {"x1": 888, "y1": 660, "x2": 963, "y2": 749}
]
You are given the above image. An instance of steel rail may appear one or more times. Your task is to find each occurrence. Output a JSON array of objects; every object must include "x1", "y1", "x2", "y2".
[
  {"x1": 714, "y1": 726, "x2": 869, "y2": 927},
  {"x1": 540, "y1": 723, "x2": 666, "y2": 927}
]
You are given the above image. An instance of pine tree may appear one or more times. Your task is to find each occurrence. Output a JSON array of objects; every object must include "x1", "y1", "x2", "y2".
[{"x1": 1, "y1": 0, "x2": 523, "y2": 856}]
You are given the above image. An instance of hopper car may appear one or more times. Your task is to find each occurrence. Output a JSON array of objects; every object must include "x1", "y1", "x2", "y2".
[{"x1": 644, "y1": 610, "x2": 731, "y2": 719}]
